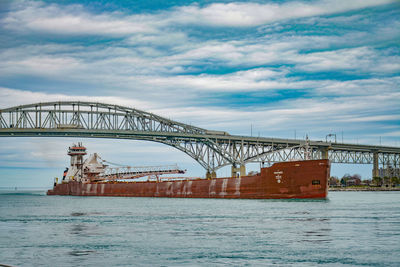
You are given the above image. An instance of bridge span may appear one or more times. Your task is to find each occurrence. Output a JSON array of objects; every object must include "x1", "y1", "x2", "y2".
[{"x1": 1, "y1": 101, "x2": 399, "y2": 178}]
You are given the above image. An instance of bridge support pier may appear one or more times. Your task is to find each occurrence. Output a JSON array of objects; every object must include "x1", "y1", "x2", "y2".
[
  {"x1": 320, "y1": 147, "x2": 329, "y2": 160},
  {"x1": 231, "y1": 164, "x2": 246, "y2": 178},
  {"x1": 372, "y1": 152, "x2": 379, "y2": 178},
  {"x1": 206, "y1": 171, "x2": 217, "y2": 179}
]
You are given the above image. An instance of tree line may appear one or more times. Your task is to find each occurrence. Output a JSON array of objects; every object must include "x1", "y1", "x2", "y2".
[{"x1": 329, "y1": 174, "x2": 399, "y2": 187}]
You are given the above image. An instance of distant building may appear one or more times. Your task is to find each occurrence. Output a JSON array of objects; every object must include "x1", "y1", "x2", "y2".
[
  {"x1": 329, "y1": 177, "x2": 339, "y2": 187},
  {"x1": 361, "y1": 180, "x2": 371, "y2": 186},
  {"x1": 374, "y1": 166, "x2": 400, "y2": 178},
  {"x1": 346, "y1": 178, "x2": 361, "y2": 186}
]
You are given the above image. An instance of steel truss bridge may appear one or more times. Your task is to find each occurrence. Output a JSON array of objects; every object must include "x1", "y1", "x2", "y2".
[{"x1": 1, "y1": 101, "x2": 399, "y2": 177}]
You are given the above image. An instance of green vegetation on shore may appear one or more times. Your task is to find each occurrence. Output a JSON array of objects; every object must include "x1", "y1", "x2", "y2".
[{"x1": 329, "y1": 173, "x2": 399, "y2": 191}]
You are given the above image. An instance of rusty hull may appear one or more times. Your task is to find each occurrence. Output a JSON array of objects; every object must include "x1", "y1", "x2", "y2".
[{"x1": 47, "y1": 159, "x2": 330, "y2": 199}]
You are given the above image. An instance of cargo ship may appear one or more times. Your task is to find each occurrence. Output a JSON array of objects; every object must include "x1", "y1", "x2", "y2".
[{"x1": 47, "y1": 143, "x2": 330, "y2": 199}]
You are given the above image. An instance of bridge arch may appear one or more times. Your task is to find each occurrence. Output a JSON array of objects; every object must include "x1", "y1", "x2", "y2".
[{"x1": 1, "y1": 101, "x2": 399, "y2": 178}]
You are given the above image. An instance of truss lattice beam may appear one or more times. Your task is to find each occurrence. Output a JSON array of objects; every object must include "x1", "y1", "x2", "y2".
[{"x1": 1, "y1": 102, "x2": 400, "y2": 172}]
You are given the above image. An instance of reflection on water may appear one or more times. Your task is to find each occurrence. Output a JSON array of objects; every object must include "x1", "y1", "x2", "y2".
[
  {"x1": 69, "y1": 223, "x2": 100, "y2": 237},
  {"x1": 70, "y1": 212, "x2": 105, "y2": 216},
  {"x1": 293, "y1": 211, "x2": 311, "y2": 214},
  {"x1": 71, "y1": 212, "x2": 86, "y2": 217},
  {"x1": 285, "y1": 211, "x2": 333, "y2": 244},
  {"x1": 70, "y1": 224, "x2": 88, "y2": 235},
  {"x1": 68, "y1": 250, "x2": 96, "y2": 256},
  {"x1": 302, "y1": 227, "x2": 333, "y2": 243}
]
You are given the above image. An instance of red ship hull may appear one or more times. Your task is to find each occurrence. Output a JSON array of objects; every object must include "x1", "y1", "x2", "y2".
[{"x1": 47, "y1": 160, "x2": 330, "y2": 199}]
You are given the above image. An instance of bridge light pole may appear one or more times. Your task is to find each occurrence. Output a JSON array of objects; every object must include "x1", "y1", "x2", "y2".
[{"x1": 326, "y1": 133, "x2": 337, "y2": 143}]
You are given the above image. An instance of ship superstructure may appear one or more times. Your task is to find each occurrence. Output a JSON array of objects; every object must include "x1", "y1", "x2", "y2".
[
  {"x1": 63, "y1": 143, "x2": 88, "y2": 183},
  {"x1": 59, "y1": 143, "x2": 185, "y2": 184}
]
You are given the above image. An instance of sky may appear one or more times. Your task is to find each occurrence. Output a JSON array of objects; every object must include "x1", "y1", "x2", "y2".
[{"x1": 0, "y1": 0, "x2": 399, "y2": 188}]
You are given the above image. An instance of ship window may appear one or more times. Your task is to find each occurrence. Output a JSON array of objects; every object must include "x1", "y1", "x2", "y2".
[{"x1": 312, "y1": 180, "x2": 320, "y2": 185}]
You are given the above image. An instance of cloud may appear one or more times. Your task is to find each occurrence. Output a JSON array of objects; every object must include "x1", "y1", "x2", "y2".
[
  {"x1": 343, "y1": 115, "x2": 400, "y2": 123},
  {"x1": 377, "y1": 131, "x2": 400, "y2": 137},
  {"x1": 314, "y1": 77, "x2": 400, "y2": 96},
  {"x1": 1, "y1": 0, "x2": 398, "y2": 93},
  {"x1": 3, "y1": 0, "x2": 396, "y2": 37},
  {"x1": 173, "y1": 0, "x2": 396, "y2": 27},
  {"x1": 3, "y1": 1, "x2": 156, "y2": 36},
  {"x1": 1, "y1": 41, "x2": 398, "y2": 98},
  {"x1": 0, "y1": 87, "x2": 156, "y2": 111},
  {"x1": 0, "y1": 43, "x2": 396, "y2": 82},
  {"x1": 140, "y1": 68, "x2": 302, "y2": 92},
  {"x1": 295, "y1": 47, "x2": 400, "y2": 73},
  {"x1": 0, "y1": 137, "x2": 193, "y2": 169}
]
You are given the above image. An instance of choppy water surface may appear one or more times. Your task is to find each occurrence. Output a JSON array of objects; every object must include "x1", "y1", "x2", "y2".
[{"x1": 0, "y1": 191, "x2": 399, "y2": 266}]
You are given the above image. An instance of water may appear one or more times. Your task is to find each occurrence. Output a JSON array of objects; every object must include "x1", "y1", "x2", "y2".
[{"x1": 0, "y1": 191, "x2": 399, "y2": 266}]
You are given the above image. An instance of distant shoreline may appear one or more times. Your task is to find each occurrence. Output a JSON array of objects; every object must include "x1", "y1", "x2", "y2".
[
  {"x1": 329, "y1": 187, "x2": 400, "y2": 191},
  {"x1": 0, "y1": 187, "x2": 50, "y2": 191}
]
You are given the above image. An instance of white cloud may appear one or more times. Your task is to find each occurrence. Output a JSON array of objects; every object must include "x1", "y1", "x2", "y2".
[
  {"x1": 0, "y1": 87, "x2": 156, "y2": 111},
  {"x1": 172, "y1": 0, "x2": 396, "y2": 27},
  {"x1": 4, "y1": 56, "x2": 83, "y2": 76},
  {"x1": 3, "y1": 1, "x2": 156, "y2": 36},
  {"x1": 377, "y1": 131, "x2": 400, "y2": 137},
  {"x1": 343, "y1": 115, "x2": 400, "y2": 123},
  {"x1": 1, "y1": 42, "x2": 397, "y2": 91},
  {"x1": 140, "y1": 68, "x2": 299, "y2": 92},
  {"x1": 314, "y1": 77, "x2": 400, "y2": 96},
  {"x1": 1, "y1": 0, "x2": 398, "y2": 95},
  {"x1": 295, "y1": 47, "x2": 400, "y2": 73},
  {"x1": 3, "y1": 0, "x2": 396, "y2": 37}
]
